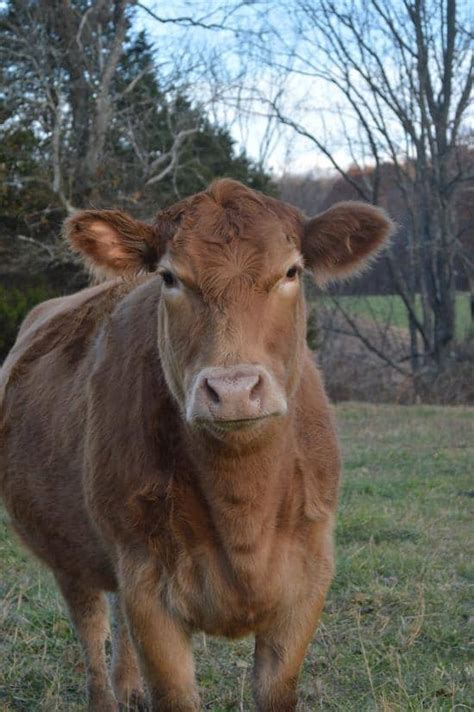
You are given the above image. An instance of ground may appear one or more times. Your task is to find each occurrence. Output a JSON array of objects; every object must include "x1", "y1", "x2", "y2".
[{"x1": 0, "y1": 404, "x2": 472, "y2": 711}]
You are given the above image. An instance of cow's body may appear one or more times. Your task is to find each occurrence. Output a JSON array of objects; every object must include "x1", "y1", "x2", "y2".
[{"x1": 0, "y1": 180, "x2": 392, "y2": 711}]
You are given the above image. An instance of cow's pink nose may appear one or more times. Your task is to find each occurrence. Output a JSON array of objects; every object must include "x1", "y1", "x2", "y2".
[
  {"x1": 187, "y1": 365, "x2": 287, "y2": 426},
  {"x1": 204, "y1": 372, "x2": 262, "y2": 412}
]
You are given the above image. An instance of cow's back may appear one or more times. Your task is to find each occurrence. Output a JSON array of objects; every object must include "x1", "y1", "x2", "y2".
[{"x1": 0, "y1": 279, "x2": 142, "y2": 587}]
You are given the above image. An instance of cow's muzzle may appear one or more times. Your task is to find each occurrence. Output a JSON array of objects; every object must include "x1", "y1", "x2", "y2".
[{"x1": 186, "y1": 364, "x2": 287, "y2": 430}]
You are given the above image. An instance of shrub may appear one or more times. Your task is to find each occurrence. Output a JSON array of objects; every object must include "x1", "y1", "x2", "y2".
[{"x1": 0, "y1": 284, "x2": 57, "y2": 361}]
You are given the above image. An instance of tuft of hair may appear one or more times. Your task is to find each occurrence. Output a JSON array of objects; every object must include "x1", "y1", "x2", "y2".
[
  {"x1": 207, "y1": 178, "x2": 266, "y2": 209},
  {"x1": 153, "y1": 179, "x2": 304, "y2": 248}
]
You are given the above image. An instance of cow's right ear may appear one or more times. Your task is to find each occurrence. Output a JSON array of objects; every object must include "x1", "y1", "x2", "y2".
[{"x1": 64, "y1": 209, "x2": 159, "y2": 276}]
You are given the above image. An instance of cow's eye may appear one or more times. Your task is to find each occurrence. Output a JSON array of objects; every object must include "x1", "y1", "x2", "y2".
[
  {"x1": 160, "y1": 270, "x2": 178, "y2": 288},
  {"x1": 286, "y1": 266, "x2": 300, "y2": 280}
]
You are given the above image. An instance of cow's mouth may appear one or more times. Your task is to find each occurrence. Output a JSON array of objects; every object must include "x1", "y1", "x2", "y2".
[
  {"x1": 212, "y1": 416, "x2": 270, "y2": 432},
  {"x1": 194, "y1": 413, "x2": 279, "y2": 435}
]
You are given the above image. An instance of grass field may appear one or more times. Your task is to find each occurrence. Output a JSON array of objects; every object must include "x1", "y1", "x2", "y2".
[
  {"x1": 322, "y1": 293, "x2": 472, "y2": 340},
  {"x1": 1, "y1": 404, "x2": 472, "y2": 711}
]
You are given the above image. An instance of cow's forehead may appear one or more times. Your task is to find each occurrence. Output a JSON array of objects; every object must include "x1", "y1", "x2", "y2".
[
  {"x1": 168, "y1": 205, "x2": 300, "y2": 287},
  {"x1": 155, "y1": 181, "x2": 304, "y2": 296}
]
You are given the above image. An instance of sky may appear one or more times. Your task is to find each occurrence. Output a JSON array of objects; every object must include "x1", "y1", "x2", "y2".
[
  {"x1": 135, "y1": 1, "x2": 352, "y2": 176},
  {"x1": 135, "y1": 0, "x2": 473, "y2": 178}
]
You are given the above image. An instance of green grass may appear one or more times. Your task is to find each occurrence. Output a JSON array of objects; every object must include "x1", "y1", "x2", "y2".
[
  {"x1": 1, "y1": 404, "x2": 473, "y2": 710},
  {"x1": 323, "y1": 293, "x2": 472, "y2": 340}
]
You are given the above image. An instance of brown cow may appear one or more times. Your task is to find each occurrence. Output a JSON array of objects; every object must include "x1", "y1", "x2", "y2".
[{"x1": 0, "y1": 179, "x2": 392, "y2": 711}]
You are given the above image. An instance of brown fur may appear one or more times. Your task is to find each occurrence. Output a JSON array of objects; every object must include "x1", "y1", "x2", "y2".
[{"x1": 0, "y1": 180, "x2": 393, "y2": 711}]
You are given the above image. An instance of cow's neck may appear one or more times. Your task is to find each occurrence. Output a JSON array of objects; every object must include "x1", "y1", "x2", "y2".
[{"x1": 187, "y1": 420, "x2": 295, "y2": 575}]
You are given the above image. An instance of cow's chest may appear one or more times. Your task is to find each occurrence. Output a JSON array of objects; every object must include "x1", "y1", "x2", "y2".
[
  {"x1": 154, "y1": 490, "x2": 308, "y2": 637},
  {"x1": 163, "y1": 533, "x2": 295, "y2": 637},
  {"x1": 128, "y1": 470, "x2": 311, "y2": 636}
]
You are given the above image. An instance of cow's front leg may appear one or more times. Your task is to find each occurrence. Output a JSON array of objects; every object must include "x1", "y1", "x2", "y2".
[
  {"x1": 120, "y1": 556, "x2": 200, "y2": 712},
  {"x1": 253, "y1": 591, "x2": 329, "y2": 712}
]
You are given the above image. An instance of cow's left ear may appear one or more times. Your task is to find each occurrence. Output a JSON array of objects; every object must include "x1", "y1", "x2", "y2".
[
  {"x1": 64, "y1": 209, "x2": 159, "y2": 277},
  {"x1": 302, "y1": 202, "x2": 394, "y2": 285}
]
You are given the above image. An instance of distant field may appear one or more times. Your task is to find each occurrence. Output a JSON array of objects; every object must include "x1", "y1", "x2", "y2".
[
  {"x1": 322, "y1": 292, "x2": 471, "y2": 340},
  {"x1": 1, "y1": 404, "x2": 472, "y2": 710}
]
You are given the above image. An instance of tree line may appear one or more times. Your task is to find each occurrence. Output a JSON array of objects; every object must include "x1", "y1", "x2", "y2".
[{"x1": 1, "y1": 0, "x2": 472, "y2": 399}]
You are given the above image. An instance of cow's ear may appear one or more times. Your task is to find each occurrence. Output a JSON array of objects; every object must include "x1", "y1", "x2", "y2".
[
  {"x1": 302, "y1": 202, "x2": 394, "y2": 285},
  {"x1": 64, "y1": 209, "x2": 159, "y2": 277}
]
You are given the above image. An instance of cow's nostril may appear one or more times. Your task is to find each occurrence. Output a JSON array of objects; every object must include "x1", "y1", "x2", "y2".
[
  {"x1": 249, "y1": 375, "x2": 263, "y2": 402},
  {"x1": 204, "y1": 378, "x2": 220, "y2": 404}
]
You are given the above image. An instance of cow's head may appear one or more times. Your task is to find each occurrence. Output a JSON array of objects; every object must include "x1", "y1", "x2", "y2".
[{"x1": 65, "y1": 180, "x2": 393, "y2": 442}]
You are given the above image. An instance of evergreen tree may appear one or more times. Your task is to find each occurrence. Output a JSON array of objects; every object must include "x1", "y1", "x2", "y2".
[{"x1": 0, "y1": 6, "x2": 273, "y2": 358}]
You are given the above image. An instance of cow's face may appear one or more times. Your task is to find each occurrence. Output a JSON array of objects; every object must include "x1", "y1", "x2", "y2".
[
  {"x1": 155, "y1": 193, "x2": 305, "y2": 437},
  {"x1": 65, "y1": 180, "x2": 393, "y2": 442}
]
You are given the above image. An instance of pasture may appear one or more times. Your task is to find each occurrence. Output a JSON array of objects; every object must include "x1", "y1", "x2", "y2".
[
  {"x1": 324, "y1": 293, "x2": 472, "y2": 340},
  {"x1": 1, "y1": 403, "x2": 472, "y2": 710}
]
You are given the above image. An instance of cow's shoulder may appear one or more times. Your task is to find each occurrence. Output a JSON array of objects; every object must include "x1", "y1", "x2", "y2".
[
  {"x1": 0, "y1": 278, "x2": 152, "y2": 399},
  {"x1": 18, "y1": 282, "x2": 113, "y2": 335}
]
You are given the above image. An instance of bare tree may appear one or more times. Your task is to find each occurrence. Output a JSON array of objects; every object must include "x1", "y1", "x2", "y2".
[{"x1": 246, "y1": 0, "x2": 473, "y2": 375}]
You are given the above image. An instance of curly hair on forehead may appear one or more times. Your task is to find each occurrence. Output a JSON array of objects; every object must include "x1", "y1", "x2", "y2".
[{"x1": 154, "y1": 179, "x2": 304, "y2": 248}]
